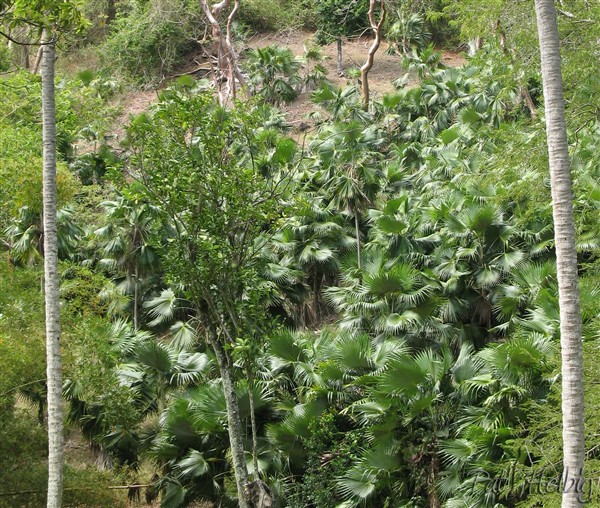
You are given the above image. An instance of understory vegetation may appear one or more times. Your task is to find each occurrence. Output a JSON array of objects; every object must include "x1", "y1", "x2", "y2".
[{"x1": 1, "y1": 0, "x2": 600, "y2": 507}]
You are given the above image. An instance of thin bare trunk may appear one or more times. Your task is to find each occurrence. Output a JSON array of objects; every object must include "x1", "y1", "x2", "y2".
[
  {"x1": 32, "y1": 45, "x2": 43, "y2": 74},
  {"x1": 247, "y1": 371, "x2": 260, "y2": 479},
  {"x1": 520, "y1": 85, "x2": 537, "y2": 118},
  {"x1": 336, "y1": 38, "x2": 343, "y2": 75},
  {"x1": 133, "y1": 264, "x2": 139, "y2": 331},
  {"x1": 360, "y1": 0, "x2": 386, "y2": 110},
  {"x1": 200, "y1": 0, "x2": 248, "y2": 106},
  {"x1": 41, "y1": 35, "x2": 64, "y2": 508},
  {"x1": 354, "y1": 212, "x2": 361, "y2": 270},
  {"x1": 225, "y1": 0, "x2": 249, "y2": 101},
  {"x1": 534, "y1": 2, "x2": 585, "y2": 507},
  {"x1": 210, "y1": 336, "x2": 251, "y2": 508}
]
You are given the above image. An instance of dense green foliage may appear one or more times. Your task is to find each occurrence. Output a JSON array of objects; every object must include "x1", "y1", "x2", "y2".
[
  {"x1": 314, "y1": 0, "x2": 369, "y2": 46},
  {"x1": 1, "y1": 1, "x2": 600, "y2": 507},
  {"x1": 101, "y1": 0, "x2": 205, "y2": 85}
]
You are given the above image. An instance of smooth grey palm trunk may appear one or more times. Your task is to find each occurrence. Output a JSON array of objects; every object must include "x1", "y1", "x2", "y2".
[
  {"x1": 533, "y1": 2, "x2": 585, "y2": 507},
  {"x1": 336, "y1": 38, "x2": 343, "y2": 74},
  {"x1": 41, "y1": 38, "x2": 64, "y2": 508}
]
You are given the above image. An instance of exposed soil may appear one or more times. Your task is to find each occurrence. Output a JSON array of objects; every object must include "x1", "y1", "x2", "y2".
[
  {"x1": 111, "y1": 89, "x2": 160, "y2": 143},
  {"x1": 109, "y1": 30, "x2": 465, "y2": 142}
]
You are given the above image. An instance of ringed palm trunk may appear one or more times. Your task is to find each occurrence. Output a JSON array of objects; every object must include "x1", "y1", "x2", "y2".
[
  {"x1": 533, "y1": 2, "x2": 585, "y2": 507},
  {"x1": 41, "y1": 36, "x2": 64, "y2": 508}
]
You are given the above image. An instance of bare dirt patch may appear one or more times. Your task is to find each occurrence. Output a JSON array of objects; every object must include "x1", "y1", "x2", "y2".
[
  {"x1": 245, "y1": 30, "x2": 465, "y2": 127},
  {"x1": 111, "y1": 89, "x2": 161, "y2": 143},
  {"x1": 247, "y1": 29, "x2": 407, "y2": 99},
  {"x1": 109, "y1": 30, "x2": 465, "y2": 140}
]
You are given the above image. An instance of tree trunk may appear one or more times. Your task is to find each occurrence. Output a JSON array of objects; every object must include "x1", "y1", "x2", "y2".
[
  {"x1": 533, "y1": 2, "x2": 585, "y2": 507},
  {"x1": 360, "y1": 0, "x2": 386, "y2": 111},
  {"x1": 336, "y1": 37, "x2": 343, "y2": 75},
  {"x1": 41, "y1": 36, "x2": 64, "y2": 508},
  {"x1": 200, "y1": 0, "x2": 248, "y2": 106},
  {"x1": 247, "y1": 371, "x2": 260, "y2": 480},
  {"x1": 133, "y1": 265, "x2": 139, "y2": 331},
  {"x1": 32, "y1": 45, "x2": 43, "y2": 74},
  {"x1": 520, "y1": 85, "x2": 537, "y2": 118},
  {"x1": 210, "y1": 337, "x2": 251, "y2": 508},
  {"x1": 354, "y1": 212, "x2": 361, "y2": 270}
]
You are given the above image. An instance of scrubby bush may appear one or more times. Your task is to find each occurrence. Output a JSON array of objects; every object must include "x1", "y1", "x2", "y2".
[
  {"x1": 314, "y1": 0, "x2": 369, "y2": 46},
  {"x1": 101, "y1": 0, "x2": 204, "y2": 86},
  {"x1": 239, "y1": 0, "x2": 315, "y2": 31}
]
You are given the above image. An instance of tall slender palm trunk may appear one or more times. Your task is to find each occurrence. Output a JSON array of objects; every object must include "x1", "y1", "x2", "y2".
[
  {"x1": 533, "y1": 2, "x2": 585, "y2": 507},
  {"x1": 41, "y1": 37, "x2": 64, "y2": 508},
  {"x1": 354, "y1": 212, "x2": 362, "y2": 270},
  {"x1": 133, "y1": 264, "x2": 139, "y2": 331}
]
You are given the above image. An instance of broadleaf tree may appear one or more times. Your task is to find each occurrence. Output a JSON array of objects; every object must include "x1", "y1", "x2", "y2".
[{"x1": 125, "y1": 86, "x2": 297, "y2": 507}]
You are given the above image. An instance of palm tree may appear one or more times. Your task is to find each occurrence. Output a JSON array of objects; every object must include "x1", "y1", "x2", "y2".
[
  {"x1": 4, "y1": 205, "x2": 82, "y2": 266},
  {"x1": 40, "y1": 34, "x2": 63, "y2": 508},
  {"x1": 316, "y1": 120, "x2": 384, "y2": 270},
  {"x1": 95, "y1": 196, "x2": 160, "y2": 330},
  {"x1": 245, "y1": 45, "x2": 301, "y2": 105},
  {"x1": 533, "y1": 3, "x2": 585, "y2": 506}
]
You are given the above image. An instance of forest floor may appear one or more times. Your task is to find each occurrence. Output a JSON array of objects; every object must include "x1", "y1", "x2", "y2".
[{"x1": 111, "y1": 30, "x2": 465, "y2": 142}]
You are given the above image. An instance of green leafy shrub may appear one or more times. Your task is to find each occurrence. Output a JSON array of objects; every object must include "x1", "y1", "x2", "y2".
[
  {"x1": 314, "y1": 0, "x2": 369, "y2": 46},
  {"x1": 387, "y1": 13, "x2": 431, "y2": 56},
  {"x1": 102, "y1": 0, "x2": 204, "y2": 86},
  {"x1": 60, "y1": 263, "x2": 112, "y2": 316},
  {"x1": 239, "y1": 0, "x2": 315, "y2": 31},
  {"x1": 287, "y1": 411, "x2": 363, "y2": 508},
  {"x1": 69, "y1": 144, "x2": 120, "y2": 185}
]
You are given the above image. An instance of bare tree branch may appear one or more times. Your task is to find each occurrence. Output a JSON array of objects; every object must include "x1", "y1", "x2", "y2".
[{"x1": 360, "y1": 0, "x2": 386, "y2": 110}]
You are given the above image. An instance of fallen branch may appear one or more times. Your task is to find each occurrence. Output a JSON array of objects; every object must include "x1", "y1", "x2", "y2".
[{"x1": 0, "y1": 484, "x2": 153, "y2": 497}]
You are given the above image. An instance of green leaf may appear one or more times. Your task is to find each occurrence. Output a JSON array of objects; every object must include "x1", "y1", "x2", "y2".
[
  {"x1": 177, "y1": 450, "x2": 209, "y2": 477},
  {"x1": 439, "y1": 126, "x2": 460, "y2": 144},
  {"x1": 377, "y1": 216, "x2": 407, "y2": 234},
  {"x1": 161, "y1": 482, "x2": 186, "y2": 508},
  {"x1": 176, "y1": 75, "x2": 196, "y2": 88},
  {"x1": 378, "y1": 356, "x2": 426, "y2": 397},
  {"x1": 272, "y1": 138, "x2": 297, "y2": 164},
  {"x1": 385, "y1": 311, "x2": 420, "y2": 331}
]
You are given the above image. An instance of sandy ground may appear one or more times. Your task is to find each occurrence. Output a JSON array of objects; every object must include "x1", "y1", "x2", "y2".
[{"x1": 108, "y1": 30, "x2": 465, "y2": 141}]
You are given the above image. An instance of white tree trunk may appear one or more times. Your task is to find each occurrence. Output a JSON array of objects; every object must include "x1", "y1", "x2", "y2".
[
  {"x1": 41, "y1": 37, "x2": 64, "y2": 508},
  {"x1": 533, "y1": 2, "x2": 585, "y2": 507},
  {"x1": 200, "y1": 0, "x2": 248, "y2": 106}
]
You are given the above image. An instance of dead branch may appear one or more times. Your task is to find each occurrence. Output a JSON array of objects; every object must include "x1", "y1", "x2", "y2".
[
  {"x1": 199, "y1": 0, "x2": 247, "y2": 106},
  {"x1": 360, "y1": 0, "x2": 386, "y2": 110}
]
